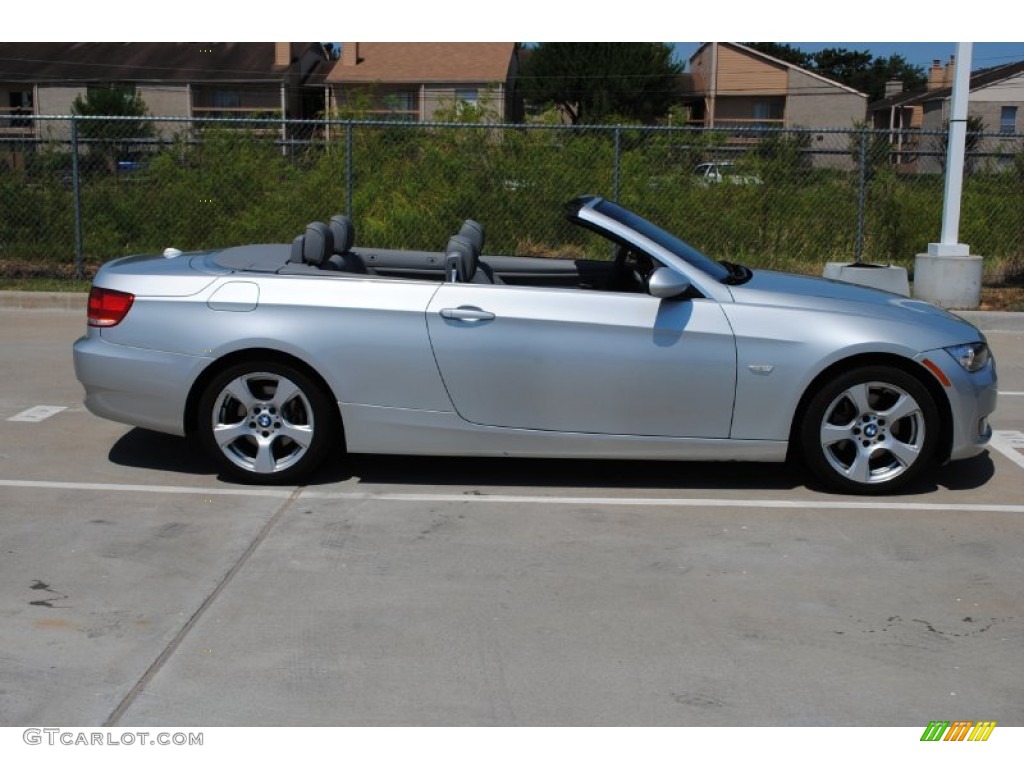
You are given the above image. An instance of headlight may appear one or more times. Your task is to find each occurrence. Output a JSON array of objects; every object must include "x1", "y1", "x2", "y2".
[{"x1": 944, "y1": 342, "x2": 990, "y2": 372}]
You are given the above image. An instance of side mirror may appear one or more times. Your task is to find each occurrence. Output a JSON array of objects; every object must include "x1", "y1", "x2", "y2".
[{"x1": 648, "y1": 267, "x2": 692, "y2": 299}]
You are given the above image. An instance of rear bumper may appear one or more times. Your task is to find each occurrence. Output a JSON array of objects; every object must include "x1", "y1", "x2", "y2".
[{"x1": 73, "y1": 333, "x2": 208, "y2": 436}]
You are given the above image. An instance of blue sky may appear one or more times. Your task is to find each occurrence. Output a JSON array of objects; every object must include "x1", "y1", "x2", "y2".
[{"x1": 672, "y1": 42, "x2": 1024, "y2": 71}]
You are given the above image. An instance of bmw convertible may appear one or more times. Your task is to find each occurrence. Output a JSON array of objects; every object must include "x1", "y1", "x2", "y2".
[{"x1": 73, "y1": 196, "x2": 998, "y2": 494}]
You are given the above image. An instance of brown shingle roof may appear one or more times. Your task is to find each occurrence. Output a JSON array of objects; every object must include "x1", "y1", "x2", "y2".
[
  {"x1": 868, "y1": 60, "x2": 1024, "y2": 110},
  {"x1": 325, "y1": 42, "x2": 515, "y2": 84},
  {"x1": 915, "y1": 60, "x2": 1024, "y2": 103},
  {"x1": 0, "y1": 42, "x2": 324, "y2": 84}
]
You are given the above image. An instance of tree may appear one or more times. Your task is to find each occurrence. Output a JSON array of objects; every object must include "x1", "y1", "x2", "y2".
[
  {"x1": 861, "y1": 54, "x2": 927, "y2": 101},
  {"x1": 933, "y1": 114, "x2": 987, "y2": 174},
  {"x1": 811, "y1": 48, "x2": 875, "y2": 89},
  {"x1": 742, "y1": 43, "x2": 813, "y2": 69},
  {"x1": 812, "y1": 48, "x2": 925, "y2": 102},
  {"x1": 518, "y1": 43, "x2": 683, "y2": 125},
  {"x1": 71, "y1": 84, "x2": 154, "y2": 171}
]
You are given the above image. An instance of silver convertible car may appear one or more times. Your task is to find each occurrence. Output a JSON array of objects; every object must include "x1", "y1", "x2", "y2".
[{"x1": 73, "y1": 196, "x2": 998, "y2": 494}]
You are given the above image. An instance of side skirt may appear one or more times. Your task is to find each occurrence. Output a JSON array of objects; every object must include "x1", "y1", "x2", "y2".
[{"x1": 339, "y1": 403, "x2": 788, "y2": 462}]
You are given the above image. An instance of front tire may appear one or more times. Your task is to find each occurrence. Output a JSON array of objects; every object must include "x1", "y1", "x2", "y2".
[
  {"x1": 799, "y1": 366, "x2": 939, "y2": 494},
  {"x1": 197, "y1": 361, "x2": 337, "y2": 484}
]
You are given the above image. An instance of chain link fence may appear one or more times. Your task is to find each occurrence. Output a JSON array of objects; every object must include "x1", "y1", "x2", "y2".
[{"x1": 1, "y1": 115, "x2": 1022, "y2": 284}]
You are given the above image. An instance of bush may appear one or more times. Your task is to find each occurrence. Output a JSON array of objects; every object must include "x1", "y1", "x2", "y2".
[{"x1": 1, "y1": 121, "x2": 1022, "y2": 284}]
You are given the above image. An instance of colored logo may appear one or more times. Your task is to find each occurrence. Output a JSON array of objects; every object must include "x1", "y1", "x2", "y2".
[{"x1": 920, "y1": 721, "x2": 996, "y2": 741}]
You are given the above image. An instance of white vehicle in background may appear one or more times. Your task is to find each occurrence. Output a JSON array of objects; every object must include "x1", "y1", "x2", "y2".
[{"x1": 694, "y1": 161, "x2": 762, "y2": 185}]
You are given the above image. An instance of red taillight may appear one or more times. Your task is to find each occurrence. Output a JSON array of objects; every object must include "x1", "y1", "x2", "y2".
[{"x1": 88, "y1": 287, "x2": 135, "y2": 327}]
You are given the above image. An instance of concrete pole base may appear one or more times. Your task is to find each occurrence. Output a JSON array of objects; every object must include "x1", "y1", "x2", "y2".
[
  {"x1": 913, "y1": 253, "x2": 983, "y2": 309},
  {"x1": 822, "y1": 262, "x2": 910, "y2": 296}
]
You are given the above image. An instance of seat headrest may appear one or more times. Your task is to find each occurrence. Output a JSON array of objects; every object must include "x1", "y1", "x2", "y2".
[
  {"x1": 444, "y1": 234, "x2": 478, "y2": 283},
  {"x1": 329, "y1": 215, "x2": 355, "y2": 254},
  {"x1": 289, "y1": 234, "x2": 305, "y2": 264},
  {"x1": 459, "y1": 219, "x2": 485, "y2": 253},
  {"x1": 303, "y1": 222, "x2": 334, "y2": 267}
]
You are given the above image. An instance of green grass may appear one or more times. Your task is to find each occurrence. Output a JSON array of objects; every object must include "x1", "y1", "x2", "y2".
[
  {"x1": 3, "y1": 126, "x2": 1022, "y2": 286},
  {"x1": 0, "y1": 278, "x2": 91, "y2": 292}
]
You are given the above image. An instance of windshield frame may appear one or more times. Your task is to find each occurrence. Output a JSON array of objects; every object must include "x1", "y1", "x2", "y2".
[{"x1": 588, "y1": 198, "x2": 732, "y2": 282}]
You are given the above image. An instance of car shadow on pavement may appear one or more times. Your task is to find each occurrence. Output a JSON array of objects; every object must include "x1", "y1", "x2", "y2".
[
  {"x1": 930, "y1": 452, "x2": 996, "y2": 491},
  {"x1": 108, "y1": 428, "x2": 997, "y2": 495},
  {"x1": 321, "y1": 452, "x2": 997, "y2": 494},
  {"x1": 107, "y1": 428, "x2": 804, "y2": 490},
  {"x1": 797, "y1": 452, "x2": 996, "y2": 495},
  {"x1": 108, "y1": 428, "x2": 218, "y2": 477},
  {"x1": 314, "y1": 453, "x2": 807, "y2": 491}
]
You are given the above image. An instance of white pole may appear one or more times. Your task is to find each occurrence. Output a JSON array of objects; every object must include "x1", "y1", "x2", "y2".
[
  {"x1": 937, "y1": 42, "x2": 973, "y2": 249},
  {"x1": 915, "y1": 42, "x2": 982, "y2": 308}
]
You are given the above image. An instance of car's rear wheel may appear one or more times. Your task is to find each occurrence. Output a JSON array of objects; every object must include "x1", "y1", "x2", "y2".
[
  {"x1": 197, "y1": 361, "x2": 337, "y2": 484},
  {"x1": 799, "y1": 366, "x2": 939, "y2": 494}
]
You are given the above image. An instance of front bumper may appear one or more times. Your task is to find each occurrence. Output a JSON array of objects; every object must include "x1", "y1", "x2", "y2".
[
  {"x1": 73, "y1": 332, "x2": 209, "y2": 436},
  {"x1": 918, "y1": 349, "x2": 998, "y2": 462}
]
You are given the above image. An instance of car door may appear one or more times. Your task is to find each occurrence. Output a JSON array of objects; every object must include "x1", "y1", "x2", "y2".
[{"x1": 425, "y1": 282, "x2": 737, "y2": 438}]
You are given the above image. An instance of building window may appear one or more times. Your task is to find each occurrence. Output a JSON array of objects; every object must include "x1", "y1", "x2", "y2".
[
  {"x1": 452, "y1": 88, "x2": 480, "y2": 118},
  {"x1": 1000, "y1": 106, "x2": 1017, "y2": 134},
  {"x1": 191, "y1": 85, "x2": 279, "y2": 118},
  {"x1": 7, "y1": 90, "x2": 34, "y2": 128},
  {"x1": 212, "y1": 90, "x2": 242, "y2": 109},
  {"x1": 380, "y1": 92, "x2": 416, "y2": 121}
]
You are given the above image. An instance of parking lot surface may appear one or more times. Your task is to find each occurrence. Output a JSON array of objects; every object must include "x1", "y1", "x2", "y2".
[{"x1": 1, "y1": 304, "x2": 1022, "y2": 726}]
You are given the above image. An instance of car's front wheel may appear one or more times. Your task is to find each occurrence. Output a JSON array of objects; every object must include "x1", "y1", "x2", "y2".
[
  {"x1": 799, "y1": 366, "x2": 939, "y2": 494},
  {"x1": 197, "y1": 361, "x2": 337, "y2": 484}
]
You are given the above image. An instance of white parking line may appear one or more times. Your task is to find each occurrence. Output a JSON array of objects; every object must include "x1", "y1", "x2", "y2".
[
  {"x1": 1, "y1": 478, "x2": 1023, "y2": 514},
  {"x1": 7, "y1": 405, "x2": 67, "y2": 422},
  {"x1": 303, "y1": 492, "x2": 1024, "y2": 513},
  {"x1": 999, "y1": 391, "x2": 1024, "y2": 396},
  {"x1": 990, "y1": 431, "x2": 1024, "y2": 471},
  {"x1": 0, "y1": 479, "x2": 294, "y2": 498}
]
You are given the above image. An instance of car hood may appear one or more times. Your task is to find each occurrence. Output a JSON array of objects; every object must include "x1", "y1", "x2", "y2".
[{"x1": 726, "y1": 269, "x2": 983, "y2": 341}]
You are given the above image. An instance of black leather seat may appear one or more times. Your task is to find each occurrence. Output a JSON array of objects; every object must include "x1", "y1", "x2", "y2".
[
  {"x1": 301, "y1": 222, "x2": 333, "y2": 267},
  {"x1": 287, "y1": 221, "x2": 333, "y2": 270},
  {"x1": 444, "y1": 234, "x2": 478, "y2": 283},
  {"x1": 329, "y1": 215, "x2": 355, "y2": 254},
  {"x1": 326, "y1": 214, "x2": 372, "y2": 272},
  {"x1": 458, "y1": 219, "x2": 502, "y2": 284},
  {"x1": 459, "y1": 219, "x2": 484, "y2": 252}
]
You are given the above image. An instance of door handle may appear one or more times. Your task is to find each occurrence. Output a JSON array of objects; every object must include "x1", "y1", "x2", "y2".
[{"x1": 440, "y1": 307, "x2": 495, "y2": 322}]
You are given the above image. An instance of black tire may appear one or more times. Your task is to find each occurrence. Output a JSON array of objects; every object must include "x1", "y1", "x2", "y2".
[
  {"x1": 799, "y1": 366, "x2": 939, "y2": 494},
  {"x1": 197, "y1": 361, "x2": 338, "y2": 484}
]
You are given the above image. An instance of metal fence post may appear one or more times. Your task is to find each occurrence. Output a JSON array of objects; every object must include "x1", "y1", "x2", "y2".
[
  {"x1": 613, "y1": 125, "x2": 621, "y2": 201},
  {"x1": 345, "y1": 121, "x2": 354, "y2": 218},
  {"x1": 6, "y1": 116, "x2": 1021, "y2": 287},
  {"x1": 71, "y1": 116, "x2": 84, "y2": 280},
  {"x1": 854, "y1": 130, "x2": 867, "y2": 263}
]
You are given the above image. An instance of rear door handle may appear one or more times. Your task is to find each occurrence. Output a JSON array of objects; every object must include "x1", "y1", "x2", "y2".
[{"x1": 440, "y1": 306, "x2": 495, "y2": 322}]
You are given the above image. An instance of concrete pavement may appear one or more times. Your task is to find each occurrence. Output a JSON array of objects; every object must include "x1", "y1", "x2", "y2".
[{"x1": 1, "y1": 304, "x2": 1022, "y2": 726}]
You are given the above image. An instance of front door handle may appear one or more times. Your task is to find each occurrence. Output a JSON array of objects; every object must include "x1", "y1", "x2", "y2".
[{"x1": 440, "y1": 306, "x2": 495, "y2": 322}]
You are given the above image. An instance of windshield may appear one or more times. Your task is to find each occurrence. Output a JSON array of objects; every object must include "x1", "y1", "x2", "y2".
[{"x1": 593, "y1": 199, "x2": 731, "y2": 282}]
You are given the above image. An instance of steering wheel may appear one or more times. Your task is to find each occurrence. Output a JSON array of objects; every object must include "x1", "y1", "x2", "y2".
[
  {"x1": 632, "y1": 252, "x2": 654, "y2": 288},
  {"x1": 611, "y1": 245, "x2": 652, "y2": 292}
]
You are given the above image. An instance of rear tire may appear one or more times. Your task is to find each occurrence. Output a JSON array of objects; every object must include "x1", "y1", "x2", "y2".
[
  {"x1": 799, "y1": 366, "x2": 939, "y2": 494},
  {"x1": 197, "y1": 361, "x2": 337, "y2": 484}
]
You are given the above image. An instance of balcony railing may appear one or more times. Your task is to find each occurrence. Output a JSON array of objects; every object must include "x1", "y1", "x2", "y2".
[{"x1": 0, "y1": 107, "x2": 34, "y2": 132}]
